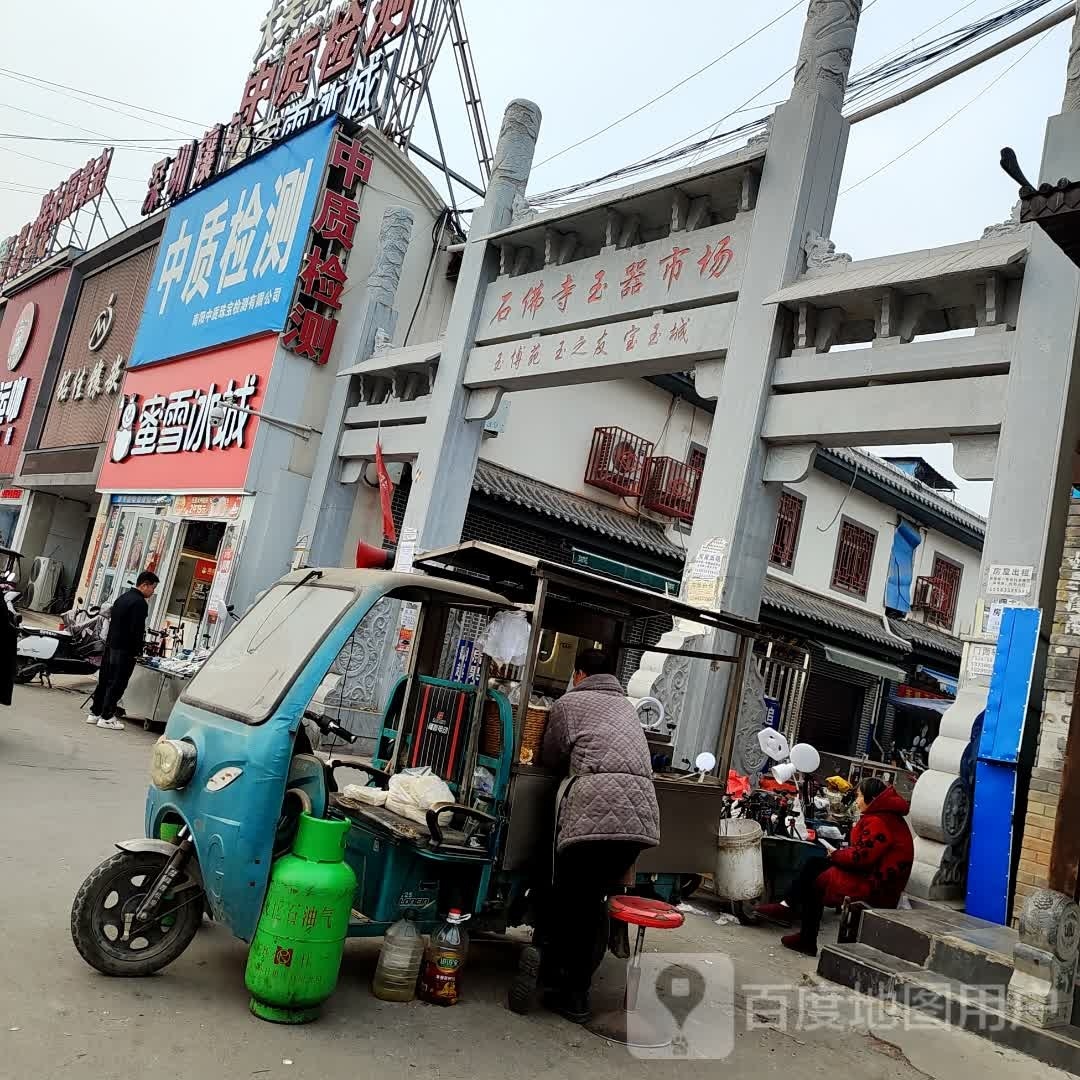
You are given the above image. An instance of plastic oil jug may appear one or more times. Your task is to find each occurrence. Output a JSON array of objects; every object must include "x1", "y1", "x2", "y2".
[
  {"x1": 372, "y1": 914, "x2": 425, "y2": 1002},
  {"x1": 417, "y1": 909, "x2": 470, "y2": 1006}
]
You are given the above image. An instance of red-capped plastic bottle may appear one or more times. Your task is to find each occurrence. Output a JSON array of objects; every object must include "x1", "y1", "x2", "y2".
[{"x1": 417, "y1": 909, "x2": 470, "y2": 1006}]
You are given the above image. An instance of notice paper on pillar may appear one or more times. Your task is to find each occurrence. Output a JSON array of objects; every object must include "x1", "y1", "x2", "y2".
[
  {"x1": 281, "y1": 127, "x2": 373, "y2": 366},
  {"x1": 396, "y1": 601, "x2": 419, "y2": 654},
  {"x1": 686, "y1": 537, "x2": 727, "y2": 610},
  {"x1": 984, "y1": 600, "x2": 1023, "y2": 639},
  {"x1": 986, "y1": 563, "x2": 1035, "y2": 599},
  {"x1": 968, "y1": 643, "x2": 998, "y2": 681},
  {"x1": 393, "y1": 525, "x2": 417, "y2": 573}
]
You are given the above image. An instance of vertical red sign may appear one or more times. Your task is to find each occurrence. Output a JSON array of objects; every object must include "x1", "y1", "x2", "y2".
[{"x1": 282, "y1": 129, "x2": 372, "y2": 367}]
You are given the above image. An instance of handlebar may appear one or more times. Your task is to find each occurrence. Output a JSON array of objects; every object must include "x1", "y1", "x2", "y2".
[
  {"x1": 425, "y1": 802, "x2": 497, "y2": 848},
  {"x1": 328, "y1": 759, "x2": 391, "y2": 789},
  {"x1": 303, "y1": 709, "x2": 357, "y2": 744}
]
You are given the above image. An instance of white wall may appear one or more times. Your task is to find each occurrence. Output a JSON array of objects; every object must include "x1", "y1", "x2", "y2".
[
  {"x1": 16, "y1": 491, "x2": 95, "y2": 600},
  {"x1": 768, "y1": 467, "x2": 982, "y2": 622},
  {"x1": 479, "y1": 380, "x2": 711, "y2": 510},
  {"x1": 472, "y1": 377, "x2": 983, "y2": 621}
]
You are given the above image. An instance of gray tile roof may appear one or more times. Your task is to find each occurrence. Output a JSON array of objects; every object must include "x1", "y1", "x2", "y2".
[
  {"x1": 887, "y1": 616, "x2": 963, "y2": 660},
  {"x1": 473, "y1": 461, "x2": 683, "y2": 559},
  {"x1": 822, "y1": 447, "x2": 987, "y2": 537},
  {"x1": 761, "y1": 577, "x2": 910, "y2": 654}
]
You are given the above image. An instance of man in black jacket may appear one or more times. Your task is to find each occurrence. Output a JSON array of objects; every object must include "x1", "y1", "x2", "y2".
[{"x1": 88, "y1": 571, "x2": 158, "y2": 730}]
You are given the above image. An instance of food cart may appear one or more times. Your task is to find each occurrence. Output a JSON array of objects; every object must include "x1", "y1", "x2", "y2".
[
  {"x1": 72, "y1": 544, "x2": 762, "y2": 989},
  {"x1": 407, "y1": 541, "x2": 761, "y2": 892},
  {"x1": 123, "y1": 657, "x2": 203, "y2": 731}
]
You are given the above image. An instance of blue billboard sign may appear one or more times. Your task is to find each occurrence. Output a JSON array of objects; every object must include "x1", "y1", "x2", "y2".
[{"x1": 130, "y1": 117, "x2": 337, "y2": 368}]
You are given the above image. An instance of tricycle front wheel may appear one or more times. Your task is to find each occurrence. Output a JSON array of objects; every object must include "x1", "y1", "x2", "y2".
[{"x1": 70, "y1": 851, "x2": 202, "y2": 977}]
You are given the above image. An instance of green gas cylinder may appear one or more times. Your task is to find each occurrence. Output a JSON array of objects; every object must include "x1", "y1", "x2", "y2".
[{"x1": 245, "y1": 814, "x2": 356, "y2": 1024}]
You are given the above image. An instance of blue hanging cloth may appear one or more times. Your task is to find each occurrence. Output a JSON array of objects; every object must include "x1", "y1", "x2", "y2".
[{"x1": 885, "y1": 520, "x2": 921, "y2": 613}]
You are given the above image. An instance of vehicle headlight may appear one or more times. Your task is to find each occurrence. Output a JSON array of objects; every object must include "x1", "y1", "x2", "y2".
[{"x1": 150, "y1": 737, "x2": 198, "y2": 790}]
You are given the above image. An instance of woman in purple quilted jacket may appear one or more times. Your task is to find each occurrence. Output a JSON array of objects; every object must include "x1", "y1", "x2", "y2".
[{"x1": 534, "y1": 649, "x2": 660, "y2": 1023}]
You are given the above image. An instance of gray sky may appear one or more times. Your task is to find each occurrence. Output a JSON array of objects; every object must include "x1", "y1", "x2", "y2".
[{"x1": 1, "y1": 0, "x2": 1070, "y2": 517}]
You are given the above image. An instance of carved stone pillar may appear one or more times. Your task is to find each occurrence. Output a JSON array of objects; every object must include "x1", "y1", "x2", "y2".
[
  {"x1": 1007, "y1": 889, "x2": 1080, "y2": 1027},
  {"x1": 312, "y1": 598, "x2": 405, "y2": 750},
  {"x1": 628, "y1": 620, "x2": 769, "y2": 772},
  {"x1": 299, "y1": 204, "x2": 415, "y2": 569},
  {"x1": 792, "y1": 0, "x2": 863, "y2": 109},
  {"x1": 1063, "y1": 15, "x2": 1080, "y2": 113},
  {"x1": 628, "y1": 619, "x2": 708, "y2": 743}
]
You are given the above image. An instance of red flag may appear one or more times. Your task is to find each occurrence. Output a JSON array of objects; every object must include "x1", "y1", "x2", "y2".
[{"x1": 375, "y1": 439, "x2": 397, "y2": 544}]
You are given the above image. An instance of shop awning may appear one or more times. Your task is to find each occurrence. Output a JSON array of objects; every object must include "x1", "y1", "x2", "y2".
[
  {"x1": 822, "y1": 644, "x2": 906, "y2": 684},
  {"x1": 889, "y1": 691, "x2": 954, "y2": 715},
  {"x1": 916, "y1": 665, "x2": 958, "y2": 696}
]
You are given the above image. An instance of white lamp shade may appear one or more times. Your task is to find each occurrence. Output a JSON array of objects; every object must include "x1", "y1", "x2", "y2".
[
  {"x1": 790, "y1": 743, "x2": 821, "y2": 773},
  {"x1": 771, "y1": 762, "x2": 798, "y2": 784},
  {"x1": 757, "y1": 727, "x2": 790, "y2": 762}
]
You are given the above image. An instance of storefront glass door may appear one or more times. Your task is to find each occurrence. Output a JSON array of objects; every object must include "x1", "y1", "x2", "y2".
[{"x1": 92, "y1": 508, "x2": 178, "y2": 627}]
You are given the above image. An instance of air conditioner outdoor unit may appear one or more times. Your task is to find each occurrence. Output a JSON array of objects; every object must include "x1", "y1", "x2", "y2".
[
  {"x1": 584, "y1": 426, "x2": 653, "y2": 498},
  {"x1": 25, "y1": 556, "x2": 61, "y2": 612}
]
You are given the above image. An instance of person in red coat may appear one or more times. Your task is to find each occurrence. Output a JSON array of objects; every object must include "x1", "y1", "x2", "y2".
[{"x1": 755, "y1": 777, "x2": 914, "y2": 956}]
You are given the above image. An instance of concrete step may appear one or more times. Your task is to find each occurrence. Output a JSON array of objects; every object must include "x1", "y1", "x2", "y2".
[
  {"x1": 820, "y1": 941, "x2": 1080, "y2": 1074},
  {"x1": 858, "y1": 908, "x2": 1016, "y2": 989}
]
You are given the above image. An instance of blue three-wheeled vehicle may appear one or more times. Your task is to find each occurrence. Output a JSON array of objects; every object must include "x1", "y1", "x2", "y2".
[{"x1": 70, "y1": 542, "x2": 759, "y2": 1003}]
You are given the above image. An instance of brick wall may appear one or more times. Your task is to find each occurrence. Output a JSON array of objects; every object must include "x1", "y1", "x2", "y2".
[{"x1": 1012, "y1": 498, "x2": 1079, "y2": 919}]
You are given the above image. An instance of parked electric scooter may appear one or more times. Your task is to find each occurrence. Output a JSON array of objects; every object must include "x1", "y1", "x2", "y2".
[{"x1": 12, "y1": 596, "x2": 110, "y2": 686}]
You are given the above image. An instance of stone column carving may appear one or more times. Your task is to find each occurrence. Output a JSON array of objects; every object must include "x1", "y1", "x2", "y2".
[
  {"x1": 398, "y1": 99, "x2": 542, "y2": 553},
  {"x1": 628, "y1": 620, "x2": 769, "y2": 773},
  {"x1": 907, "y1": 699, "x2": 980, "y2": 900},
  {"x1": 1007, "y1": 889, "x2": 1080, "y2": 1027},
  {"x1": 793, "y1": 0, "x2": 863, "y2": 109},
  {"x1": 367, "y1": 206, "x2": 414, "y2": 307},
  {"x1": 1064, "y1": 15, "x2": 1080, "y2": 113},
  {"x1": 313, "y1": 598, "x2": 406, "y2": 750},
  {"x1": 731, "y1": 664, "x2": 769, "y2": 776},
  {"x1": 299, "y1": 204, "x2": 415, "y2": 569},
  {"x1": 628, "y1": 620, "x2": 707, "y2": 743}
]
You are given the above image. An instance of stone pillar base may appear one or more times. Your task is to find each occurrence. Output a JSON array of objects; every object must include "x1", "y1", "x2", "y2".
[{"x1": 1006, "y1": 889, "x2": 1080, "y2": 1029}]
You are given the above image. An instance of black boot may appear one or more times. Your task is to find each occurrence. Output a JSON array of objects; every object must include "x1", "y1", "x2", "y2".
[{"x1": 543, "y1": 988, "x2": 592, "y2": 1024}]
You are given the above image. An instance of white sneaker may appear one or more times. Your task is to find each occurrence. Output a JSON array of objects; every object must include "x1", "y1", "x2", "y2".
[
  {"x1": 86, "y1": 713, "x2": 102, "y2": 725},
  {"x1": 96, "y1": 717, "x2": 125, "y2": 730}
]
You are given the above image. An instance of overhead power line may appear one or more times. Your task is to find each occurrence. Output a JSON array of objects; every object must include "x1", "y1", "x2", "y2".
[
  {"x1": 0, "y1": 143, "x2": 148, "y2": 184},
  {"x1": 846, "y1": 0, "x2": 1074, "y2": 122},
  {"x1": 841, "y1": 27, "x2": 1054, "y2": 195},
  {"x1": 529, "y1": 0, "x2": 806, "y2": 173},
  {"x1": 0, "y1": 101, "x2": 113, "y2": 139},
  {"x1": 524, "y1": 0, "x2": 1063, "y2": 208},
  {"x1": 0, "y1": 67, "x2": 208, "y2": 131}
]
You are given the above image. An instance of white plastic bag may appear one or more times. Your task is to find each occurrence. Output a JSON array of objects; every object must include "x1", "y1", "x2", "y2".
[
  {"x1": 341, "y1": 784, "x2": 388, "y2": 807},
  {"x1": 481, "y1": 610, "x2": 531, "y2": 667},
  {"x1": 385, "y1": 767, "x2": 455, "y2": 825}
]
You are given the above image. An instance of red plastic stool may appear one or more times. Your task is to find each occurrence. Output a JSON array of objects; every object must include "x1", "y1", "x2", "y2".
[{"x1": 587, "y1": 896, "x2": 685, "y2": 1048}]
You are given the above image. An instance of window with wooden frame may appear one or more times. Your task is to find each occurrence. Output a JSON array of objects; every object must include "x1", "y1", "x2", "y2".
[
  {"x1": 770, "y1": 490, "x2": 804, "y2": 571},
  {"x1": 928, "y1": 554, "x2": 962, "y2": 630},
  {"x1": 832, "y1": 519, "x2": 876, "y2": 598},
  {"x1": 687, "y1": 444, "x2": 707, "y2": 475}
]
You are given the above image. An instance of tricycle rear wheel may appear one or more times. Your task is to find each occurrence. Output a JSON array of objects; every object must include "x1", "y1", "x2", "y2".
[{"x1": 71, "y1": 851, "x2": 202, "y2": 976}]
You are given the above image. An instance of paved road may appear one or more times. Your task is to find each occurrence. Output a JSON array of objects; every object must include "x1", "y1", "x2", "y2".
[{"x1": 0, "y1": 683, "x2": 1067, "y2": 1080}]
